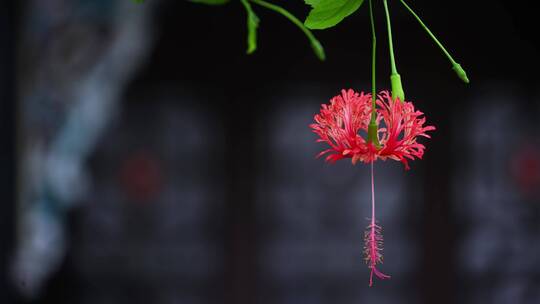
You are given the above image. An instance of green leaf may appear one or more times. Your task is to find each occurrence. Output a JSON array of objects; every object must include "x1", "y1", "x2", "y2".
[
  {"x1": 132, "y1": 0, "x2": 145, "y2": 3},
  {"x1": 240, "y1": 0, "x2": 260, "y2": 54},
  {"x1": 304, "y1": 0, "x2": 320, "y2": 6},
  {"x1": 190, "y1": 0, "x2": 230, "y2": 5},
  {"x1": 304, "y1": 0, "x2": 365, "y2": 30}
]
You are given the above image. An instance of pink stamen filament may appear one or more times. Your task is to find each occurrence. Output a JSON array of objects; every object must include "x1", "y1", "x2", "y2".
[{"x1": 367, "y1": 162, "x2": 390, "y2": 287}]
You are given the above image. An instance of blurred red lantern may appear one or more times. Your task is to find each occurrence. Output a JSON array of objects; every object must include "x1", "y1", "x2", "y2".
[{"x1": 119, "y1": 150, "x2": 163, "y2": 203}]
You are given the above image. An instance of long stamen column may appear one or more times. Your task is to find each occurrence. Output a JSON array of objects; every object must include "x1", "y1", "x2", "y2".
[{"x1": 364, "y1": 163, "x2": 390, "y2": 286}]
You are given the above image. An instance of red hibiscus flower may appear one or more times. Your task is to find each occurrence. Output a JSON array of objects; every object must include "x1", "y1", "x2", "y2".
[{"x1": 310, "y1": 89, "x2": 435, "y2": 169}]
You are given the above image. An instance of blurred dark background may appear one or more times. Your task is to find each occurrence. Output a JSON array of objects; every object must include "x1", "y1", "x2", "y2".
[{"x1": 1, "y1": 0, "x2": 539, "y2": 303}]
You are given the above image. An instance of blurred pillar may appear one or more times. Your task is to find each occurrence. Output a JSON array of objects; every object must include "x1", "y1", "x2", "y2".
[
  {"x1": 223, "y1": 89, "x2": 258, "y2": 304},
  {"x1": 422, "y1": 94, "x2": 457, "y2": 304},
  {"x1": 0, "y1": 0, "x2": 16, "y2": 301}
]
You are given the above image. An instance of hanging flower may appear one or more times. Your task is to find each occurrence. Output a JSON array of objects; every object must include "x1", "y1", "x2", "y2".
[
  {"x1": 310, "y1": 88, "x2": 436, "y2": 286},
  {"x1": 310, "y1": 89, "x2": 435, "y2": 169}
]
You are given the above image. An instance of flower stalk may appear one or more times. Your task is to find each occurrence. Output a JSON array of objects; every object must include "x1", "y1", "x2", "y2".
[
  {"x1": 398, "y1": 0, "x2": 469, "y2": 83},
  {"x1": 383, "y1": 0, "x2": 405, "y2": 102},
  {"x1": 367, "y1": 0, "x2": 380, "y2": 147}
]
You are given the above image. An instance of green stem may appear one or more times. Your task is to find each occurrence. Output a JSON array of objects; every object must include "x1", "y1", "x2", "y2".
[
  {"x1": 249, "y1": 0, "x2": 325, "y2": 60},
  {"x1": 383, "y1": 0, "x2": 405, "y2": 102},
  {"x1": 240, "y1": 0, "x2": 259, "y2": 54},
  {"x1": 367, "y1": 0, "x2": 380, "y2": 147},
  {"x1": 369, "y1": 0, "x2": 376, "y2": 109},
  {"x1": 382, "y1": 0, "x2": 397, "y2": 76},
  {"x1": 398, "y1": 0, "x2": 469, "y2": 83}
]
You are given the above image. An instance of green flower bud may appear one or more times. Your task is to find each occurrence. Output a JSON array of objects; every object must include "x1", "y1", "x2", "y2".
[
  {"x1": 390, "y1": 73, "x2": 405, "y2": 102},
  {"x1": 452, "y1": 63, "x2": 469, "y2": 84}
]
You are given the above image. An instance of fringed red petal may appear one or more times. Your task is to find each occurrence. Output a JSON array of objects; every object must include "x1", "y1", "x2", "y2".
[{"x1": 310, "y1": 89, "x2": 435, "y2": 169}]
